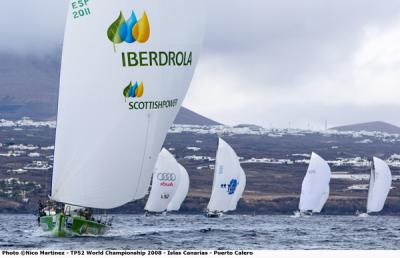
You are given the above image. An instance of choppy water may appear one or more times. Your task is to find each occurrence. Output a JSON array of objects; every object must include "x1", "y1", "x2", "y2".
[{"x1": 0, "y1": 214, "x2": 400, "y2": 250}]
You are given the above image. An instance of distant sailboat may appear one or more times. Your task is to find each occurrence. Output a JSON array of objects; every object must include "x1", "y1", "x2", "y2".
[
  {"x1": 38, "y1": 0, "x2": 204, "y2": 237},
  {"x1": 145, "y1": 149, "x2": 182, "y2": 215},
  {"x1": 206, "y1": 138, "x2": 246, "y2": 218},
  {"x1": 358, "y1": 157, "x2": 392, "y2": 217},
  {"x1": 167, "y1": 164, "x2": 190, "y2": 212},
  {"x1": 294, "y1": 152, "x2": 331, "y2": 217}
]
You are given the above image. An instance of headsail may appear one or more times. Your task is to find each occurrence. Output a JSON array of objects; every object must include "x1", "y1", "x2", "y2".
[
  {"x1": 51, "y1": 1, "x2": 205, "y2": 209},
  {"x1": 167, "y1": 164, "x2": 190, "y2": 212},
  {"x1": 145, "y1": 149, "x2": 181, "y2": 213},
  {"x1": 207, "y1": 138, "x2": 244, "y2": 213},
  {"x1": 367, "y1": 157, "x2": 392, "y2": 213},
  {"x1": 299, "y1": 152, "x2": 331, "y2": 212}
]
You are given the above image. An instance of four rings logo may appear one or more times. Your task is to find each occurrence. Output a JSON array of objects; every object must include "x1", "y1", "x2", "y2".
[{"x1": 157, "y1": 173, "x2": 176, "y2": 182}]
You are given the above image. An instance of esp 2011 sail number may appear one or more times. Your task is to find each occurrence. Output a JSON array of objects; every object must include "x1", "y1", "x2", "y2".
[{"x1": 72, "y1": 0, "x2": 91, "y2": 19}]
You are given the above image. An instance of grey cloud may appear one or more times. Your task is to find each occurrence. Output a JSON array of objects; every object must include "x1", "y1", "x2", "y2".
[
  {"x1": 202, "y1": 0, "x2": 400, "y2": 88},
  {"x1": 1, "y1": 1, "x2": 400, "y2": 128},
  {"x1": 0, "y1": 1, "x2": 68, "y2": 53}
]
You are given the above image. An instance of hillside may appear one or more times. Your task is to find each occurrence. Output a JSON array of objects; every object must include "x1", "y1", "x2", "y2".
[
  {"x1": 1, "y1": 120, "x2": 400, "y2": 214},
  {"x1": 174, "y1": 107, "x2": 220, "y2": 126},
  {"x1": 331, "y1": 121, "x2": 400, "y2": 134}
]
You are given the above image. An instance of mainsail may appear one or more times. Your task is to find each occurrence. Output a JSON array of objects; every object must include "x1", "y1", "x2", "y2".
[
  {"x1": 51, "y1": 1, "x2": 205, "y2": 209},
  {"x1": 207, "y1": 138, "x2": 244, "y2": 213},
  {"x1": 367, "y1": 157, "x2": 392, "y2": 213},
  {"x1": 145, "y1": 149, "x2": 181, "y2": 213},
  {"x1": 299, "y1": 152, "x2": 331, "y2": 212},
  {"x1": 167, "y1": 164, "x2": 190, "y2": 212}
]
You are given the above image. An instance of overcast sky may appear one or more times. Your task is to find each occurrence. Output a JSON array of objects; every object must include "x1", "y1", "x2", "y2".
[{"x1": 1, "y1": 0, "x2": 400, "y2": 128}]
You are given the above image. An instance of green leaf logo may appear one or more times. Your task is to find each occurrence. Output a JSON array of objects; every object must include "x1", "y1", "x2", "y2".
[
  {"x1": 107, "y1": 11, "x2": 126, "y2": 52},
  {"x1": 123, "y1": 81, "x2": 144, "y2": 102},
  {"x1": 123, "y1": 81, "x2": 133, "y2": 101}
]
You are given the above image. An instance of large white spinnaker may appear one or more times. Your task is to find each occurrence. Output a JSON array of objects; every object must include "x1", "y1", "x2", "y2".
[
  {"x1": 312, "y1": 187, "x2": 329, "y2": 213},
  {"x1": 51, "y1": 1, "x2": 205, "y2": 209},
  {"x1": 367, "y1": 157, "x2": 392, "y2": 213},
  {"x1": 207, "y1": 138, "x2": 243, "y2": 213},
  {"x1": 145, "y1": 149, "x2": 181, "y2": 213},
  {"x1": 167, "y1": 164, "x2": 190, "y2": 212},
  {"x1": 228, "y1": 168, "x2": 246, "y2": 211},
  {"x1": 299, "y1": 152, "x2": 331, "y2": 212}
]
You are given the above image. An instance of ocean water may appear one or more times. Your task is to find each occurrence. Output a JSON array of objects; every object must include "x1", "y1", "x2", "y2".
[{"x1": 0, "y1": 214, "x2": 399, "y2": 250}]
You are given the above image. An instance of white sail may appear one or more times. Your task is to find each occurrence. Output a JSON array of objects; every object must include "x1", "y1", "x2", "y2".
[
  {"x1": 207, "y1": 138, "x2": 243, "y2": 213},
  {"x1": 145, "y1": 149, "x2": 181, "y2": 213},
  {"x1": 367, "y1": 157, "x2": 392, "y2": 213},
  {"x1": 312, "y1": 186, "x2": 329, "y2": 213},
  {"x1": 51, "y1": 1, "x2": 205, "y2": 209},
  {"x1": 299, "y1": 152, "x2": 331, "y2": 212},
  {"x1": 167, "y1": 164, "x2": 190, "y2": 211},
  {"x1": 228, "y1": 167, "x2": 246, "y2": 211}
]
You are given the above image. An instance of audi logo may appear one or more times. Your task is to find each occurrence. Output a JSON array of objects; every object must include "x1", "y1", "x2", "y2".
[{"x1": 157, "y1": 173, "x2": 176, "y2": 181}]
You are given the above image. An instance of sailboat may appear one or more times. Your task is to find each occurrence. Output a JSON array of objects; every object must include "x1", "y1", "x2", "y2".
[
  {"x1": 294, "y1": 152, "x2": 331, "y2": 217},
  {"x1": 206, "y1": 138, "x2": 246, "y2": 218},
  {"x1": 358, "y1": 157, "x2": 392, "y2": 217},
  {"x1": 38, "y1": 0, "x2": 204, "y2": 237},
  {"x1": 167, "y1": 164, "x2": 190, "y2": 213},
  {"x1": 144, "y1": 149, "x2": 182, "y2": 215}
]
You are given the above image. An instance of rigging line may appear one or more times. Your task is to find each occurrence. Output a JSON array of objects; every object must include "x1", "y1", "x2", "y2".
[{"x1": 134, "y1": 112, "x2": 152, "y2": 198}]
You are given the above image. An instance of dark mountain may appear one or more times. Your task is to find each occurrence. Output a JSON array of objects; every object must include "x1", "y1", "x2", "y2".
[
  {"x1": 331, "y1": 121, "x2": 400, "y2": 134},
  {"x1": 0, "y1": 51, "x2": 220, "y2": 126},
  {"x1": 0, "y1": 51, "x2": 61, "y2": 120},
  {"x1": 174, "y1": 107, "x2": 221, "y2": 126}
]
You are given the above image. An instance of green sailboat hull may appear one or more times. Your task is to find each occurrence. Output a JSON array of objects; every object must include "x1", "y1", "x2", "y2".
[{"x1": 40, "y1": 214, "x2": 109, "y2": 237}]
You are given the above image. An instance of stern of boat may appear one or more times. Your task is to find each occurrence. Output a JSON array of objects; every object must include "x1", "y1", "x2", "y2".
[{"x1": 40, "y1": 213, "x2": 109, "y2": 237}]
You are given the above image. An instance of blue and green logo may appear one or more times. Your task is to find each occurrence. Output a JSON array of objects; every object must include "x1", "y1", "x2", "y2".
[
  {"x1": 221, "y1": 179, "x2": 239, "y2": 195},
  {"x1": 107, "y1": 10, "x2": 150, "y2": 51},
  {"x1": 123, "y1": 81, "x2": 144, "y2": 101}
]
